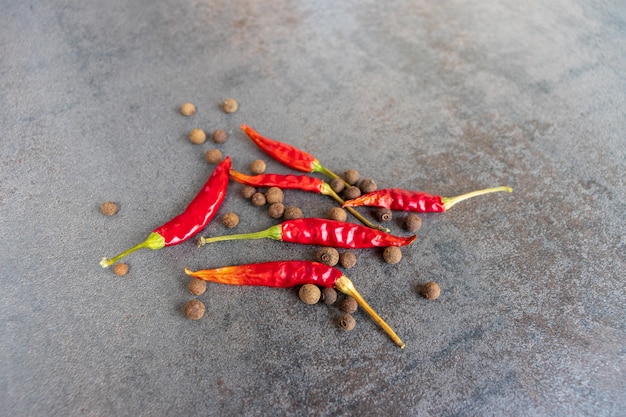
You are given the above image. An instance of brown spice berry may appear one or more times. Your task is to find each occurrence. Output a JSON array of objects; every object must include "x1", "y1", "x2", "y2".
[
  {"x1": 359, "y1": 178, "x2": 377, "y2": 194},
  {"x1": 376, "y1": 208, "x2": 393, "y2": 222},
  {"x1": 328, "y1": 207, "x2": 347, "y2": 222},
  {"x1": 344, "y1": 169, "x2": 360, "y2": 185},
  {"x1": 338, "y1": 313, "x2": 356, "y2": 331},
  {"x1": 251, "y1": 192, "x2": 266, "y2": 207},
  {"x1": 283, "y1": 206, "x2": 303, "y2": 220},
  {"x1": 184, "y1": 299, "x2": 206, "y2": 320},
  {"x1": 180, "y1": 102, "x2": 196, "y2": 116},
  {"x1": 339, "y1": 251, "x2": 357, "y2": 269},
  {"x1": 205, "y1": 149, "x2": 223, "y2": 164},
  {"x1": 404, "y1": 213, "x2": 422, "y2": 232},
  {"x1": 299, "y1": 284, "x2": 321, "y2": 305},
  {"x1": 100, "y1": 201, "x2": 118, "y2": 216},
  {"x1": 241, "y1": 185, "x2": 257, "y2": 199},
  {"x1": 250, "y1": 159, "x2": 266, "y2": 174},
  {"x1": 383, "y1": 246, "x2": 402, "y2": 264},
  {"x1": 320, "y1": 287, "x2": 337, "y2": 305},
  {"x1": 189, "y1": 128, "x2": 207, "y2": 144},
  {"x1": 222, "y1": 212, "x2": 239, "y2": 229},
  {"x1": 223, "y1": 98, "x2": 238, "y2": 113},
  {"x1": 340, "y1": 296, "x2": 358, "y2": 313},
  {"x1": 189, "y1": 278, "x2": 207, "y2": 296},
  {"x1": 212, "y1": 129, "x2": 228, "y2": 144},
  {"x1": 265, "y1": 187, "x2": 284, "y2": 204},
  {"x1": 317, "y1": 247, "x2": 339, "y2": 266},
  {"x1": 268, "y1": 202, "x2": 285, "y2": 219},
  {"x1": 421, "y1": 281, "x2": 441, "y2": 300},
  {"x1": 112, "y1": 262, "x2": 128, "y2": 276},
  {"x1": 330, "y1": 177, "x2": 345, "y2": 193},
  {"x1": 343, "y1": 186, "x2": 362, "y2": 201}
]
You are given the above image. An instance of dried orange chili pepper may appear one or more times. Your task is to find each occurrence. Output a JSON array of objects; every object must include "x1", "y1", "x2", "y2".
[
  {"x1": 343, "y1": 186, "x2": 512, "y2": 212},
  {"x1": 198, "y1": 218, "x2": 416, "y2": 248},
  {"x1": 184, "y1": 261, "x2": 405, "y2": 348}
]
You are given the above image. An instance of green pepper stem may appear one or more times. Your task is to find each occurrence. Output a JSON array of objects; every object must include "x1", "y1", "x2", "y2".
[
  {"x1": 100, "y1": 232, "x2": 165, "y2": 268},
  {"x1": 312, "y1": 161, "x2": 351, "y2": 188},
  {"x1": 198, "y1": 224, "x2": 283, "y2": 247},
  {"x1": 321, "y1": 183, "x2": 390, "y2": 233},
  {"x1": 334, "y1": 276, "x2": 405, "y2": 349},
  {"x1": 441, "y1": 186, "x2": 513, "y2": 211}
]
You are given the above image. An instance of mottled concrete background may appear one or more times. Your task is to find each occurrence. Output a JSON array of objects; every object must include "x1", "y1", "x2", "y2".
[{"x1": 1, "y1": 1, "x2": 624, "y2": 416}]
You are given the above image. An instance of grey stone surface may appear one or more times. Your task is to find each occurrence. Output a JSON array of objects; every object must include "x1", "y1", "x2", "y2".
[{"x1": 1, "y1": 1, "x2": 624, "y2": 416}]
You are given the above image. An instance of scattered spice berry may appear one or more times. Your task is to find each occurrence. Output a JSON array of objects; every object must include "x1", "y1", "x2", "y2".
[
  {"x1": 299, "y1": 284, "x2": 321, "y2": 305},
  {"x1": 344, "y1": 169, "x2": 360, "y2": 185},
  {"x1": 340, "y1": 296, "x2": 358, "y2": 313},
  {"x1": 222, "y1": 212, "x2": 239, "y2": 229},
  {"x1": 189, "y1": 128, "x2": 207, "y2": 144},
  {"x1": 317, "y1": 247, "x2": 339, "y2": 266},
  {"x1": 343, "y1": 186, "x2": 362, "y2": 201},
  {"x1": 330, "y1": 177, "x2": 345, "y2": 193},
  {"x1": 320, "y1": 287, "x2": 337, "y2": 305},
  {"x1": 359, "y1": 178, "x2": 377, "y2": 194},
  {"x1": 223, "y1": 98, "x2": 238, "y2": 113},
  {"x1": 205, "y1": 149, "x2": 223, "y2": 164},
  {"x1": 184, "y1": 299, "x2": 206, "y2": 320},
  {"x1": 100, "y1": 201, "x2": 118, "y2": 216},
  {"x1": 404, "y1": 213, "x2": 422, "y2": 232},
  {"x1": 328, "y1": 207, "x2": 347, "y2": 222},
  {"x1": 180, "y1": 102, "x2": 196, "y2": 116},
  {"x1": 212, "y1": 129, "x2": 228, "y2": 144},
  {"x1": 383, "y1": 246, "x2": 402, "y2": 264},
  {"x1": 241, "y1": 185, "x2": 257, "y2": 199},
  {"x1": 264, "y1": 187, "x2": 284, "y2": 204},
  {"x1": 338, "y1": 313, "x2": 356, "y2": 331},
  {"x1": 421, "y1": 281, "x2": 441, "y2": 300},
  {"x1": 376, "y1": 208, "x2": 393, "y2": 222},
  {"x1": 113, "y1": 262, "x2": 128, "y2": 276},
  {"x1": 251, "y1": 192, "x2": 266, "y2": 207},
  {"x1": 189, "y1": 278, "x2": 207, "y2": 296},
  {"x1": 339, "y1": 251, "x2": 357, "y2": 269},
  {"x1": 268, "y1": 202, "x2": 285, "y2": 219},
  {"x1": 283, "y1": 206, "x2": 303, "y2": 220},
  {"x1": 250, "y1": 159, "x2": 267, "y2": 174}
]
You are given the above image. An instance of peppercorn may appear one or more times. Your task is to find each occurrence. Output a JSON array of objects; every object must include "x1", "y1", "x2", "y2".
[
  {"x1": 340, "y1": 296, "x2": 358, "y2": 313},
  {"x1": 317, "y1": 247, "x2": 339, "y2": 266},
  {"x1": 328, "y1": 207, "x2": 347, "y2": 222},
  {"x1": 189, "y1": 278, "x2": 207, "y2": 296},
  {"x1": 283, "y1": 206, "x2": 303, "y2": 220},
  {"x1": 359, "y1": 178, "x2": 377, "y2": 194},
  {"x1": 250, "y1": 159, "x2": 266, "y2": 174},
  {"x1": 223, "y1": 98, "x2": 238, "y2": 113},
  {"x1": 265, "y1": 187, "x2": 284, "y2": 204},
  {"x1": 299, "y1": 284, "x2": 321, "y2": 305},
  {"x1": 268, "y1": 202, "x2": 285, "y2": 219},
  {"x1": 180, "y1": 102, "x2": 196, "y2": 116},
  {"x1": 376, "y1": 208, "x2": 393, "y2": 222},
  {"x1": 383, "y1": 246, "x2": 402, "y2": 264},
  {"x1": 212, "y1": 129, "x2": 228, "y2": 144},
  {"x1": 241, "y1": 185, "x2": 257, "y2": 199},
  {"x1": 338, "y1": 313, "x2": 356, "y2": 331},
  {"x1": 112, "y1": 262, "x2": 128, "y2": 276},
  {"x1": 184, "y1": 299, "x2": 205, "y2": 320},
  {"x1": 339, "y1": 251, "x2": 357, "y2": 269},
  {"x1": 343, "y1": 186, "x2": 361, "y2": 200},
  {"x1": 222, "y1": 212, "x2": 239, "y2": 229},
  {"x1": 251, "y1": 192, "x2": 266, "y2": 207},
  {"x1": 320, "y1": 287, "x2": 337, "y2": 305},
  {"x1": 330, "y1": 177, "x2": 345, "y2": 193},
  {"x1": 189, "y1": 128, "x2": 207, "y2": 144},
  {"x1": 344, "y1": 169, "x2": 360, "y2": 185},
  {"x1": 421, "y1": 281, "x2": 441, "y2": 300},
  {"x1": 205, "y1": 149, "x2": 223, "y2": 164},
  {"x1": 100, "y1": 201, "x2": 118, "y2": 216},
  {"x1": 404, "y1": 213, "x2": 422, "y2": 232}
]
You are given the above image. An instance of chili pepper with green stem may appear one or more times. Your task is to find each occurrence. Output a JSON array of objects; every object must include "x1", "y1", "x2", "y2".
[
  {"x1": 184, "y1": 261, "x2": 405, "y2": 348},
  {"x1": 100, "y1": 156, "x2": 232, "y2": 267},
  {"x1": 229, "y1": 169, "x2": 389, "y2": 232},
  {"x1": 198, "y1": 217, "x2": 416, "y2": 248},
  {"x1": 342, "y1": 186, "x2": 513, "y2": 213}
]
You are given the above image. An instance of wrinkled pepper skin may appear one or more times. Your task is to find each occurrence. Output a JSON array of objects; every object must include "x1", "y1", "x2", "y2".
[
  {"x1": 229, "y1": 169, "x2": 324, "y2": 193},
  {"x1": 343, "y1": 188, "x2": 445, "y2": 213}
]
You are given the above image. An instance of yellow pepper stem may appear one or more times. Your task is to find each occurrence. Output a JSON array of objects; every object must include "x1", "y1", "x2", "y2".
[{"x1": 441, "y1": 186, "x2": 513, "y2": 211}]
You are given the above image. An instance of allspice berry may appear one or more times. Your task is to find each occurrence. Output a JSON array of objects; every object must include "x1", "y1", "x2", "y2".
[
  {"x1": 189, "y1": 278, "x2": 207, "y2": 296},
  {"x1": 404, "y1": 213, "x2": 422, "y2": 232},
  {"x1": 376, "y1": 208, "x2": 393, "y2": 222},
  {"x1": 184, "y1": 299, "x2": 205, "y2": 320},
  {"x1": 251, "y1": 192, "x2": 266, "y2": 207},
  {"x1": 343, "y1": 186, "x2": 361, "y2": 201},
  {"x1": 328, "y1": 207, "x2": 347, "y2": 222},
  {"x1": 100, "y1": 201, "x2": 118, "y2": 216},
  {"x1": 339, "y1": 296, "x2": 358, "y2": 313},
  {"x1": 268, "y1": 202, "x2": 285, "y2": 219},
  {"x1": 421, "y1": 281, "x2": 441, "y2": 300},
  {"x1": 205, "y1": 149, "x2": 223, "y2": 164},
  {"x1": 330, "y1": 177, "x2": 345, "y2": 193},
  {"x1": 250, "y1": 159, "x2": 266, "y2": 174},
  {"x1": 338, "y1": 313, "x2": 356, "y2": 331},
  {"x1": 222, "y1": 212, "x2": 239, "y2": 229},
  {"x1": 241, "y1": 185, "x2": 257, "y2": 199},
  {"x1": 344, "y1": 169, "x2": 360, "y2": 185},
  {"x1": 299, "y1": 284, "x2": 321, "y2": 305},
  {"x1": 317, "y1": 247, "x2": 339, "y2": 266},
  {"x1": 320, "y1": 287, "x2": 337, "y2": 305},
  {"x1": 383, "y1": 246, "x2": 402, "y2": 264},
  {"x1": 189, "y1": 128, "x2": 207, "y2": 144},
  {"x1": 359, "y1": 178, "x2": 377, "y2": 194},
  {"x1": 180, "y1": 102, "x2": 196, "y2": 116},
  {"x1": 265, "y1": 187, "x2": 284, "y2": 204},
  {"x1": 283, "y1": 206, "x2": 303, "y2": 220},
  {"x1": 113, "y1": 262, "x2": 128, "y2": 276},
  {"x1": 223, "y1": 98, "x2": 238, "y2": 113},
  {"x1": 212, "y1": 129, "x2": 228, "y2": 144},
  {"x1": 339, "y1": 251, "x2": 357, "y2": 269}
]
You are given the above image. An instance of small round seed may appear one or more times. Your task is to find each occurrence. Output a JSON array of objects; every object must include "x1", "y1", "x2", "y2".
[
  {"x1": 344, "y1": 169, "x2": 360, "y2": 185},
  {"x1": 383, "y1": 246, "x2": 402, "y2": 264},
  {"x1": 251, "y1": 192, "x2": 266, "y2": 207},
  {"x1": 100, "y1": 201, "x2": 118, "y2": 216},
  {"x1": 283, "y1": 206, "x2": 303, "y2": 220},
  {"x1": 343, "y1": 186, "x2": 361, "y2": 200},
  {"x1": 268, "y1": 202, "x2": 285, "y2": 219},
  {"x1": 339, "y1": 296, "x2": 358, "y2": 313},
  {"x1": 421, "y1": 281, "x2": 441, "y2": 300},
  {"x1": 223, "y1": 98, "x2": 238, "y2": 113},
  {"x1": 299, "y1": 284, "x2": 321, "y2": 305},
  {"x1": 376, "y1": 208, "x2": 393, "y2": 222},
  {"x1": 317, "y1": 247, "x2": 339, "y2": 266},
  {"x1": 180, "y1": 102, "x2": 196, "y2": 116},
  {"x1": 328, "y1": 207, "x2": 347, "y2": 222},
  {"x1": 112, "y1": 262, "x2": 128, "y2": 276},
  {"x1": 320, "y1": 287, "x2": 337, "y2": 305},
  {"x1": 241, "y1": 185, "x2": 257, "y2": 199},
  {"x1": 339, "y1": 252, "x2": 357, "y2": 269},
  {"x1": 189, "y1": 128, "x2": 207, "y2": 144},
  {"x1": 359, "y1": 178, "x2": 377, "y2": 194},
  {"x1": 250, "y1": 159, "x2": 266, "y2": 174},
  {"x1": 222, "y1": 212, "x2": 239, "y2": 229},
  {"x1": 265, "y1": 187, "x2": 284, "y2": 204},
  {"x1": 338, "y1": 313, "x2": 356, "y2": 331},
  {"x1": 212, "y1": 129, "x2": 228, "y2": 144},
  {"x1": 184, "y1": 299, "x2": 206, "y2": 320},
  {"x1": 189, "y1": 278, "x2": 207, "y2": 296},
  {"x1": 205, "y1": 149, "x2": 223, "y2": 164},
  {"x1": 404, "y1": 214, "x2": 422, "y2": 232},
  {"x1": 330, "y1": 177, "x2": 345, "y2": 193}
]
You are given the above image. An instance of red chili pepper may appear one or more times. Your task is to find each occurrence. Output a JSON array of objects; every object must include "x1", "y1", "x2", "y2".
[
  {"x1": 100, "y1": 156, "x2": 232, "y2": 267},
  {"x1": 342, "y1": 186, "x2": 513, "y2": 213},
  {"x1": 229, "y1": 169, "x2": 390, "y2": 232},
  {"x1": 198, "y1": 218, "x2": 416, "y2": 248},
  {"x1": 184, "y1": 261, "x2": 405, "y2": 348},
  {"x1": 240, "y1": 124, "x2": 349, "y2": 186}
]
